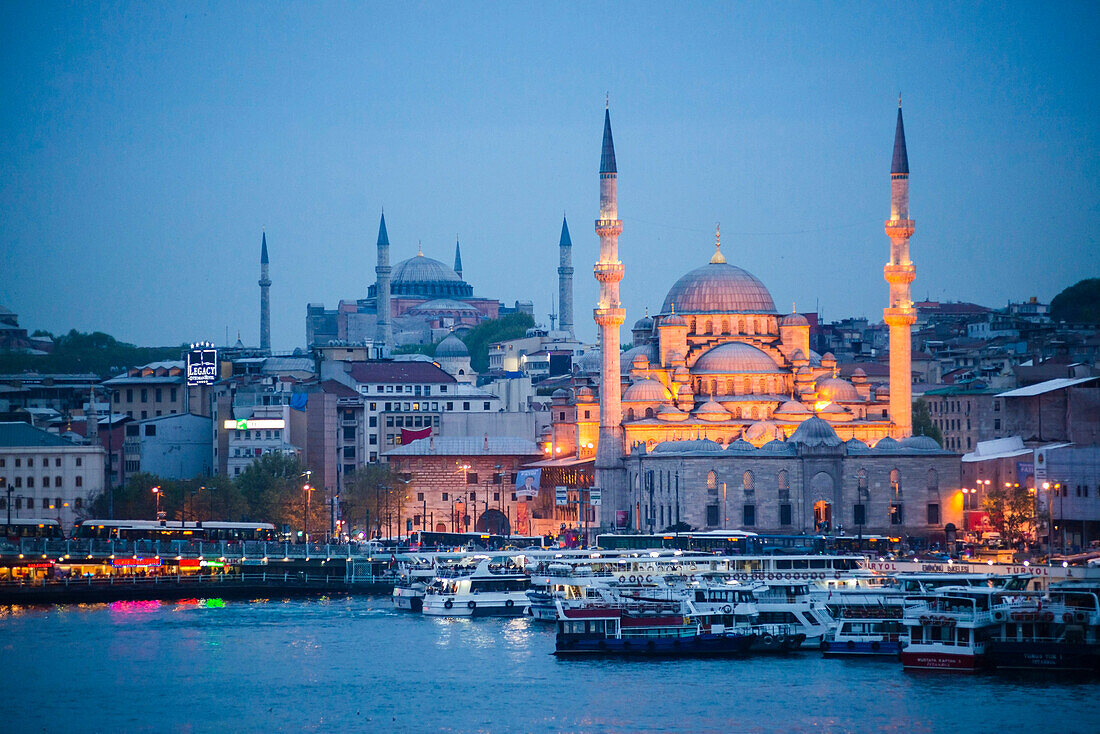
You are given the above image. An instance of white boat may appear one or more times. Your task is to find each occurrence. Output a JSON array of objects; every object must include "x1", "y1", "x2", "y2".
[
  {"x1": 392, "y1": 559, "x2": 440, "y2": 612},
  {"x1": 818, "y1": 589, "x2": 907, "y2": 656},
  {"x1": 421, "y1": 558, "x2": 531, "y2": 617}
]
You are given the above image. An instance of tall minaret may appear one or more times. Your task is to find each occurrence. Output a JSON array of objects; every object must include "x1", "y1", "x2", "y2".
[
  {"x1": 375, "y1": 212, "x2": 393, "y2": 355},
  {"x1": 453, "y1": 238, "x2": 463, "y2": 280},
  {"x1": 884, "y1": 97, "x2": 916, "y2": 437},
  {"x1": 259, "y1": 231, "x2": 271, "y2": 351},
  {"x1": 558, "y1": 215, "x2": 574, "y2": 337},
  {"x1": 594, "y1": 102, "x2": 625, "y2": 469}
]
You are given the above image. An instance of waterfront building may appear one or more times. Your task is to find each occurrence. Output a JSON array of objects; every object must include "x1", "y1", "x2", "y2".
[
  {"x1": 385, "y1": 436, "x2": 543, "y2": 536},
  {"x1": 122, "y1": 413, "x2": 213, "y2": 480},
  {"x1": 102, "y1": 361, "x2": 207, "y2": 420},
  {"x1": 0, "y1": 421, "x2": 105, "y2": 527}
]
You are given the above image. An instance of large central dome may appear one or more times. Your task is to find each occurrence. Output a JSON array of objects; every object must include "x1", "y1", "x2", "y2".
[
  {"x1": 393, "y1": 254, "x2": 462, "y2": 284},
  {"x1": 661, "y1": 257, "x2": 776, "y2": 315}
]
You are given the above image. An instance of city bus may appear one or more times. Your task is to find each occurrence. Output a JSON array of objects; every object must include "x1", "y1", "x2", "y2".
[
  {"x1": 1, "y1": 518, "x2": 65, "y2": 540},
  {"x1": 406, "y1": 531, "x2": 546, "y2": 551},
  {"x1": 72, "y1": 520, "x2": 278, "y2": 542}
]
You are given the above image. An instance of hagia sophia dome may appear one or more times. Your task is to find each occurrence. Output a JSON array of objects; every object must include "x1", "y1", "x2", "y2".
[{"x1": 390, "y1": 249, "x2": 473, "y2": 298}]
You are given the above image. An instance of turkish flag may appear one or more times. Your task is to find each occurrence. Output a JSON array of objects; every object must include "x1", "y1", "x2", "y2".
[{"x1": 401, "y1": 427, "x2": 431, "y2": 444}]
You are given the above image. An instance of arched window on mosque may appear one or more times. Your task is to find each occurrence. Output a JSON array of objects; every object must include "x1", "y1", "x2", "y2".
[
  {"x1": 777, "y1": 470, "x2": 790, "y2": 502},
  {"x1": 721, "y1": 319, "x2": 730, "y2": 334},
  {"x1": 726, "y1": 379, "x2": 735, "y2": 395},
  {"x1": 743, "y1": 470, "x2": 755, "y2": 496},
  {"x1": 731, "y1": 406, "x2": 741, "y2": 419},
  {"x1": 644, "y1": 407, "x2": 654, "y2": 419},
  {"x1": 627, "y1": 408, "x2": 635, "y2": 421},
  {"x1": 688, "y1": 317, "x2": 695, "y2": 333},
  {"x1": 890, "y1": 468, "x2": 902, "y2": 499},
  {"x1": 750, "y1": 407, "x2": 759, "y2": 420},
  {"x1": 705, "y1": 320, "x2": 714, "y2": 335},
  {"x1": 857, "y1": 468, "x2": 869, "y2": 494},
  {"x1": 927, "y1": 468, "x2": 938, "y2": 493},
  {"x1": 706, "y1": 471, "x2": 718, "y2": 490},
  {"x1": 709, "y1": 380, "x2": 717, "y2": 396},
  {"x1": 738, "y1": 318, "x2": 746, "y2": 333},
  {"x1": 755, "y1": 318, "x2": 763, "y2": 334}
]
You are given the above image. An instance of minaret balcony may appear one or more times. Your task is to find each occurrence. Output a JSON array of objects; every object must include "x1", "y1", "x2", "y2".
[
  {"x1": 883, "y1": 307, "x2": 916, "y2": 327},
  {"x1": 594, "y1": 307, "x2": 625, "y2": 327},
  {"x1": 594, "y1": 262, "x2": 625, "y2": 283},
  {"x1": 883, "y1": 263, "x2": 915, "y2": 285},
  {"x1": 595, "y1": 220, "x2": 623, "y2": 236},
  {"x1": 884, "y1": 219, "x2": 915, "y2": 238}
]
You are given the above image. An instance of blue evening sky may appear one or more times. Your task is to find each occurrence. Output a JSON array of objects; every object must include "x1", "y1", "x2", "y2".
[{"x1": 2, "y1": 2, "x2": 1097, "y2": 350}]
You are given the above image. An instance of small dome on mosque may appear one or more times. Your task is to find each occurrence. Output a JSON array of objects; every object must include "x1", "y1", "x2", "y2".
[
  {"x1": 816, "y1": 401, "x2": 848, "y2": 416},
  {"x1": 761, "y1": 438, "x2": 796, "y2": 454},
  {"x1": 816, "y1": 376, "x2": 860, "y2": 402},
  {"x1": 873, "y1": 436, "x2": 902, "y2": 451},
  {"x1": 694, "y1": 399, "x2": 730, "y2": 421},
  {"x1": 844, "y1": 438, "x2": 871, "y2": 452},
  {"x1": 578, "y1": 350, "x2": 601, "y2": 373},
  {"x1": 621, "y1": 344, "x2": 658, "y2": 373},
  {"x1": 672, "y1": 366, "x2": 690, "y2": 382},
  {"x1": 780, "y1": 312, "x2": 809, "y2": 327},
  {"x1": 660, "y1": 312, "x2": 687, "y2": 328},
  {"x1": 694, "y1": 342, "x2": 782, "y2": 374},
  {"x1": 622, "y1": 378, "x2": 671, "y2": 403},
  {"x1": 745, "y1": 420, "x2": 784, "y2": 443},
  {"x1": 726, "y1": 438, "x2": 757, "y2": 453},
  {"x1": 774, "y1": 400, "x2": 812, "y2": 421},
  {"x1": 789, "y1": 416, "x2": 843, "y2": 447},
  {"x1": 575, "y1": 386, "x2": 595, "y2": 401},
  {"x1": 900, "y1": 435, "x2": 943, "y2": 451},
  {"x1": 435, "y1": 333, "x2": 469, "y2": 358},
  {"x1": 851, "y1": 367, "x2": 867, "y2": 378},
  {"x1": 821, "y1": 352, "x2": 837, "y2": 366},
  {"x1": 633, "y1": 314, "x2": 655, "y2": 331},
  {"x1": 657, "y1": 404, "x2": 689, "y2": 422},
  {"x1": 551, "y1": 388, "x2": 570, "y2": 400}
]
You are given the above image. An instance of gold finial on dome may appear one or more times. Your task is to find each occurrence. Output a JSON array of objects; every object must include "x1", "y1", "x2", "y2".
[
  {"x1": 710, "y1": 222, "x2": 726, "y2": 264},
  {"x1": 417, "y1": 241, "x2": 423, "y2": 256}
]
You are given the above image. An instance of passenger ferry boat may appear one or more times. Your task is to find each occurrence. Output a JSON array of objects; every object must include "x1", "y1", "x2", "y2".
[
  {"x1": 421, "y1": 558, "x2": 531, "y2": 617},
  {"x1": 749, "y1": 578, "x2": 832, "y2": 647},
  {"x1": 553, "y1": 596, "x2": 756, "y2": 657},
  {"x1": 392, "y1": 559, "x2": 441, "y2": 612},
  {"x1": 900, "y1": 587, "x2": 998, "y2": 671},
  {"x1": 984, "y1": 581, "x2": 1100, "y2": 672},
  {"x1": 818, "y1": 590, "x2": 906, "y2": 656},
  {"x1": 679, "y1": 578, "x2": 808, "y2": 652}
]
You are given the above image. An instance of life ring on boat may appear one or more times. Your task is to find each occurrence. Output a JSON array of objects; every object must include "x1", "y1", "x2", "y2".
[
  {"x1": 846, "y1": 640, "x2": 856, "y2": 650},
  {"x1": 1063, "y1": 612, "x2": 1074, "y2": 623},
  {"x1": 762, "y1": 635, "x2": 776, "y2": 646},
  {"x1": 1075, "y1": 612, "x2": 1087, "y2": 623},
  {"x1": 467, "y1": 601, "x2": 477, "y2": 610},
  {"x1": 871, "y1": 641, "x2": 881, "y2": 652},
  {"x1": 689, "y1": 564, "x2": 698, "y2": 571},
  {"x1": 834, "y1": 572, "x2": 841, "y2": 580},
  {"x1": 992, "y1": 610, "x2": 1006, "y2": 622},
  {"x1": 721, "y1": 605, "x2": 732, "y2": 614},
  {"x1": 820, "y1": 640, "x2": 830, "y2": 652},
  {"x1": 505, "y1": 599, "x2": 515, "y2": 608},
  {"x1": 444, "y1": 600, "x2": 453, "y2": 609},
  {"x1": 1042, "y1": 611, "x2": 1054, "y2": 622},
  {"x1": 618, "y1": 575, "x2": 626, "y2": 582}
]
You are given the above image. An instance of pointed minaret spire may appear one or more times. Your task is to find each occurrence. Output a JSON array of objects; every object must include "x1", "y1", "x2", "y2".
[
  {"x1": 453, "y1": 238, "x2": 463, "y2": 279},
  {"x1": 375, "y1": 211, "x2": 392, "y2": 356},
  {"x1": 558, "y1": 214, "x2": 574, "y2": 337},
  {"x1": 892, "y1": 96, "x2": 909, "y2": 176},
  {"x1": 258, "y1": 231, "x2": 271, "y2": 351},
  {"x1": 600, "y1": 105, "x2": 617, "y2": 175}
]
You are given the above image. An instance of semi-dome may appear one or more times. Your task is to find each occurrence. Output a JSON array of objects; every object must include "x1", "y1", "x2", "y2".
[
  {"x1": 693, "y1": 342, "x2": 782, "y2": 374},
  {"x1": 622, "y1": 378, "x2": 671, "y2": 403},
  {"x1": 774, "y1": 399, "x2": 812, "y2": 417},
  {"x1": 435, "y1": 333, "x2": 469, "y2": 358},
  {"x1": 661, "y1": 259, "x2": 776, "y2": 315},
  {"x1": 656, "y1": 404, "x2": 689, "y2": 421},
  {"x1": 789, "y1": 416, "x2": 843, "y2": 447},
  {"x1": 659, "y1": 312, "x2": 687, "y2": 327},
  {"x1": 620, "y1": 344, "x2": 658, "y2": 373},
  {"x1": 816, "y1": 376, "x2": 860, "y2": 402},
  {"x1": 780, "y1": 312, "x2": 809, "y2": 327},
  {"x1": 410, "y1": 298, "x2": 480, "y2": 314},
  {"x1": 745, "y1": 420, "x2": 784, "y2": 444},
  {"x1": 900, "y1": 435, "x2": 943, "y2": 451}
]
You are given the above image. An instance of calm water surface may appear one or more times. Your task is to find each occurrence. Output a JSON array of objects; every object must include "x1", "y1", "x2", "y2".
[{"x1": 3, "y1": 596, "x2": 1098, "y2": 733}]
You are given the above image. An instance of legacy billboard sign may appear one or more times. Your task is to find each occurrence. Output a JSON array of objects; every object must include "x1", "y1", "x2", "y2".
[{"x1": 187, "y1": 342, "x2": 218, "y2": 386}]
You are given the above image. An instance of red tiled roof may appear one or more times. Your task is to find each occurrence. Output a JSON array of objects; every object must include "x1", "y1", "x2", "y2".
[
  {"x1": 319, "y1": 380, "x2": 360, "y2": 397},
  {"x1": 348, "y1": 361, "x2": 456, "y2": 384}
]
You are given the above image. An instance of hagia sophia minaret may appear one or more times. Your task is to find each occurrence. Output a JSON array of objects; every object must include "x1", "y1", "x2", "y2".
[
  {"x1": 453, "y1": 238, "x2": 463, "y2": 280},
  {"x1": 594, "y1": 103, "x2": 626, "y2": 469},
  {"x1": 884, "y1": 98, "x2": 915, "y2": 437},
  {"x1": 259, "y1": 231, "x2": 271, "y2": 351},
  {"x1": 558, "y1": 215, "x2": 574, "y2": 338},
  {"x1": 375, "y1": 212, "x2": 393, "y2": 355}
]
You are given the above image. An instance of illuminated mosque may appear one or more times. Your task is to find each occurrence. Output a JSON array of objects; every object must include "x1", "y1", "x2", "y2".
[{"x1": 544, "y1": 101, "x2": 960, "y2": 540}]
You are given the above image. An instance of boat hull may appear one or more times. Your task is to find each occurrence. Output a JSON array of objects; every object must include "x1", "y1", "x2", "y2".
[
  {"x1": 821, "y1": 639, "x2": 902, "y2": 657},
  {"x1": 392, "y1": 589, "x2": 423, "y2": 612},
  {"x1": 555, "y1": 633, "x2": 755, "y2": 657},
  {"x1": 422, "y1": 599, "x2": 529, "y2": 617},
  {"x1": 901, "y1": 649, "x2": 982, "y2": 671},
  {"x1": 986, "y1": 641, "x2": 1100, "y2": 672}
]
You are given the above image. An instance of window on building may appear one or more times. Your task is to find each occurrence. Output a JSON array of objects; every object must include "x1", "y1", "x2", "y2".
[
  {"x1": 854, "y1": 504, "x2": 866, "y2": 526},
  {"x1": 76, "y1": 476, "x2": 82, "y2": 487},
  {"x1": 463, "y1": 402, "x2": 470, "y2": 411},
  {"x1": 386, "y1": 417, "x2": 394, "y2": 427},
  {"x1": 15, "y1": 498, "x2": 22, "y2": 509},
  {"x1": 441, "y1": 492, "x2": 449, "y2": 501},
  {"x1": 890, "y1": 469, "x2": 902, "y2": 499},
  {"x1": 466, "y1": 473, "x2": 479, "y2": 485},
  {"x1": 706, "y1": 505, "x2": 719, "y2": 527},
  {"x1": 126, "y1": 425, "x2": 139, "y2": 437},
  {"x1": 145, "y1": 425, "x2": 157, "y2": 437},
  {"x1": 416, "y1": 492, "x2": 425, "y2": 502},
  {"x1": 27, "y1": 458, "x2": 33, "y2": 467},
  {"x1": 927, "y1": 468, "x2": 938, "y2": 493},
  {"x1": 14, "y1": 477, "x2": 21, "y2": 488},
  {"x1": 890, "y1": 504, "x2": 903, "y2": 525},
  {"x1": 155, "y1": 388, "x2": 162, "y2": 402},
  {"x1": 55, "y1": 497, "x2": 62, "y2": 509},
  {"x1": 75, "y1": 497, "x2": 83, "y2": 508},
  {"x1": 927, "y1": 503, "x2": 941, "y2": 525},
  {"x1": 55, "y1": 476, "x2": 62, "y2": 487},
  {"x1": 706, "y1": 471, "x2": 717, "y2": 490},
  {"x1": 742, "y1": 470, "x2": 755, "y2": 496},
  {"x1": 140, "y1": 388, "x2": 148, "y2": 402},
  {"x1": 368, "y1": 434, "x2": 377, "y2": 445},
  {"x1": 779, "y1": 504, "x2": 792, "y2": 526},
  {"x1": 126, "y1": 388, "x2": 133, "y2": 402},
  {"x1": 994, "y1": 419, "x2": 1001, "y2": 430},
  {"x1": 484, "y1": 402, "x2": 491, "y2": 411},
  {"x1": 369, "y1": 416, "x2": 377, "y2": 427},
  {"x1": 742, "y1": 505, "x2": 756, "y2": 526},
  {"x1": 26, "y1": 498, "x2": 34, "y2": 509},
  {"x1": 27, "y1": 477, "x2": 34, "y2": 488}
]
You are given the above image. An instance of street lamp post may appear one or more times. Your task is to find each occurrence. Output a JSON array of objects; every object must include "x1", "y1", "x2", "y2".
[
  {"x1": 300, "y1": 470, "x2": 313, "y2": 544},
  {"x1": 152, "y1": 486, "x2": 161, "y2": 520}
]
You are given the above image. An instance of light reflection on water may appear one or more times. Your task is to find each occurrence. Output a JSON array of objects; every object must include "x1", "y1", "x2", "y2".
[{"x1": 2, "y1": 597, "x2": 1098, "y2": 734}]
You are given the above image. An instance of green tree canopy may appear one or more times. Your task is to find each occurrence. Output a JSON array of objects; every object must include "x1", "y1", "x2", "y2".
[
  {"x1": 461, "y1": 313, "x2": 535, "y2": 372},
  {"x1": 0, "y1": 329, "x2": 186, "y2": 378},
  {"x1": 911, "y1": 399, "x2": 943, "y2": 445},
  {"x1": 982, "y1": 484, "x2": 1036, "y2": 548},
  {"x1": 341, "y1": 464, "x2": 409, "y2": 539},
  {"x1": 1050, "y1": 278, "x2": 1100, "y2": 324}
]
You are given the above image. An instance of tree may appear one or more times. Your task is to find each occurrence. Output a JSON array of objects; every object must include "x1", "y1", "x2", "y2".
[
  {"x1": 911, "y1": 399, "x2": 943, "y2": 445},
  {"x1": 234, "y1": 453, "x2": 325, "y2": 537},
  {"x1": 982, "y1": 484, "x2": 1036, "y2": 548},
  {"x1": 461, "y1": 313, "x2": 535, "y2": 372},
  {"x1": 0, "y1": 328, "x2": 186, "y2": 378},
  {"x1": 1050, "y1": 278, "x2": 1100, "y2": 325},
  {"x1": 341, "y1": 464, "x2": 409, "y2": 539}
]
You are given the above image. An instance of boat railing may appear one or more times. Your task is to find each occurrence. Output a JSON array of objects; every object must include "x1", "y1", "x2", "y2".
[{"x1": 904, "y1": 598, "x2": 986, "y2": 623}]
